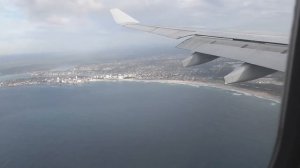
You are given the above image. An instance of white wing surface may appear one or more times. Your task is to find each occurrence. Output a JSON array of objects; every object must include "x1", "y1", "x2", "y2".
[{"x1": 110, "y1": 8, "x2": 289, "y2": 84}]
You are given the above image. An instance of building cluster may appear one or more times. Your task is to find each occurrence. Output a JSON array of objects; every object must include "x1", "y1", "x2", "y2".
[{"x1": 0, "y1": 72, "x2": 139, "y2": 88}]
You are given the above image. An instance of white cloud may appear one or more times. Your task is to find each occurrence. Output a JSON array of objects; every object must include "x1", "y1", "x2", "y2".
[
  {"x1": 177, "y1": 0, "x2": 210, "y2": 8},
  {"x1": 11, "y1": 0, "x2": 104, "y2": 25},
  {"x1": 0, "y1": 0, "x2": 296, "y2": 55}
]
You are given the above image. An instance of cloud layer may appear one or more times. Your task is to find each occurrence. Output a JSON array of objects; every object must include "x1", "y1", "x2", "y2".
[
  {"x1": 10, "y1": 0, "x2": 103, "y2": 24},
  {"x1": 0, "y1": 0, "x2": 295, "y2": 55}
]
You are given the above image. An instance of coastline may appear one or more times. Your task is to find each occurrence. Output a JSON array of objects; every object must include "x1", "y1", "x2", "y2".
[
  {"x1": 0, "y1": 78, "x2": 282, "y2": 103},
  {"x1": 89, "y1": 79, "x2": 281, "y2": 103}
]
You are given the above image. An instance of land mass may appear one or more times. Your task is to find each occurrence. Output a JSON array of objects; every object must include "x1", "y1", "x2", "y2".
[{"x1": 0, "y1": 53, "x2": 284, "y2": 102}]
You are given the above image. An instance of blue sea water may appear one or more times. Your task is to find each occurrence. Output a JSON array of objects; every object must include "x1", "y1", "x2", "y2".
[{"x1": 0, "y1": 82, "x2": 280, "y2": 168}]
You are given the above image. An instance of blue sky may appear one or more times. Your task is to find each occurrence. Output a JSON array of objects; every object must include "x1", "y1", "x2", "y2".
[{"x1": 0, "y1": 0, "x2": 295, "y2": 56}]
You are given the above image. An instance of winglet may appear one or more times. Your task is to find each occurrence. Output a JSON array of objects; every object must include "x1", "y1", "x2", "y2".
[{"x1": 110, "y1": 8, "x2": 139, "y2": 25}]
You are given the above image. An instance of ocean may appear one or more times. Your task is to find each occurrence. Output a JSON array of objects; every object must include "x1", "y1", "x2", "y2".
[{"x1": 0, "y1": 82, "x2": 280, "y2": 168}]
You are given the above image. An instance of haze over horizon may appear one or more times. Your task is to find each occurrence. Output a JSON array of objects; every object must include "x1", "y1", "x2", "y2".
[{"x1": 0, "y1": 0, "x2": 295, "y2": 56}]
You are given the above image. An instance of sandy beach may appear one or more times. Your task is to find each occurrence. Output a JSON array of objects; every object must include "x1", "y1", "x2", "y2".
[{"x1": 90, "y1": 79, "x2": 282, "y2": 103}]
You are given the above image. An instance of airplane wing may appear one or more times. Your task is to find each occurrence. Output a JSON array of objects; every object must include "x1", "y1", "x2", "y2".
[{"x1": 110, "y1": 8, "x2": 289, "y2": 84}]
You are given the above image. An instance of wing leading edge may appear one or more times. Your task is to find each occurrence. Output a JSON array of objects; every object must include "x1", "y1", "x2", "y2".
[{"x1": 110, "y1": 8, "x2": 289, "y2": 84}]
